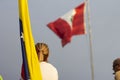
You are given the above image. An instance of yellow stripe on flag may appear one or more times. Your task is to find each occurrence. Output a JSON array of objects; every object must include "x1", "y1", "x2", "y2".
[{"x1": 18, "y1": 0, "x2": 42, "y2": 80}]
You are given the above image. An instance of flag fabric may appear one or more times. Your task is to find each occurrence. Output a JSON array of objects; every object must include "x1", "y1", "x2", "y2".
[
  {"x1": 47, "y1": 2, "x2": 86, "y2": 47},
  {"x1": 18, "y1": 0, "x2": 42, "y2": 80}
]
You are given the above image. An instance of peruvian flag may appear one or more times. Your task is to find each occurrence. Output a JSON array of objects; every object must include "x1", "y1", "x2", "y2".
[{"x1": 47, "y1": 2, "x2": 86, "y2": 47}]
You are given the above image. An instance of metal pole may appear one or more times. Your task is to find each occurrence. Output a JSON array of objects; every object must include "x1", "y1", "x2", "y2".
[{"x1": 85, "y1": 0, "x2": 94, "y2": 80}]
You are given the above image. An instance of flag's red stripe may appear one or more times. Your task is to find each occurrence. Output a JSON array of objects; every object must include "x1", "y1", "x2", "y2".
[
  {"x1": 72, "y1": 2, "x2": 85, "y2": 35},
  {"x1": 47, "y1": 18, "x2": 72, "y2": 46}
]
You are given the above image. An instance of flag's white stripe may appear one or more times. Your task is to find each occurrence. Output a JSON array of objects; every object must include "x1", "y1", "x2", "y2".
[{"x1": 61, "y1": 9, "x2": 76, "y2": 29}]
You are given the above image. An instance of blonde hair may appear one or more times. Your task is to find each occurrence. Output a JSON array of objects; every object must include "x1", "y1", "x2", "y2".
[{"x1": 35, "y1": 43, "x2": 49, "y2": 62}]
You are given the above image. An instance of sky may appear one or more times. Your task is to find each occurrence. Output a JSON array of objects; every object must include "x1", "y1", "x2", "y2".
[{"x1": 0, "y1": 0, "x2": 120, "y2": 80}]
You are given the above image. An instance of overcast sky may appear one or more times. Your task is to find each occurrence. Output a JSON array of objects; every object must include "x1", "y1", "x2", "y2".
[{"x1": 0, "y1": 0, "x2": 120, "y2": 80}]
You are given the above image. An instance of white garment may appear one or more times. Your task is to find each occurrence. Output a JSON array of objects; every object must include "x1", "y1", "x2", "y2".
[{"x1": 40, "y1": 62, "x2": 58, "y2": 80}]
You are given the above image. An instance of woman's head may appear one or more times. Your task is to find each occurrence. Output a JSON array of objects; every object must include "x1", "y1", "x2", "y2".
[
  {"x1": 35, "y1": 42, "x2": 49, "y2": 62},
  {"x1": 113, "y1": 58, "x2": 120, "y2": 74}
]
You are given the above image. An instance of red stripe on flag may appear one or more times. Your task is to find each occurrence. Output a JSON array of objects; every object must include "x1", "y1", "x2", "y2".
[
  {"x1": 72, "y1": 2, "x2": 85, "y2": 35},
  {"x1": 47, "y1": 18, "x2": 72, "y2": 46}
]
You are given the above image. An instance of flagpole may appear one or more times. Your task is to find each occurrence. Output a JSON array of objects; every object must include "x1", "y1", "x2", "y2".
[{"x1": 85, "y1": 0, "x2": 94, "y2": 80}]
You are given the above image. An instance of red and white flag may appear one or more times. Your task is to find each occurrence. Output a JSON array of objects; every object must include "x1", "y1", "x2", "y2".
[{"x1": 47, "y1": 2, "x2": 86, "y2": 47}]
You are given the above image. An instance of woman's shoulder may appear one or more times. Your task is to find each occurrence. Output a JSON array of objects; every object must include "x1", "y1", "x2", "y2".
[
  {"x1": 40, "y1": 62, "x2": 58, "y2": 80},
  {"x1": 40, "y1": 62, "x2": 58, "y2": 71},
  {"x1": 40, "y1": 62, "x2": 55, "y2": 67}
]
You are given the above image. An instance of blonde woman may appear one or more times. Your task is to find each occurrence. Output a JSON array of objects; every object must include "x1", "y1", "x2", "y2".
[
  {"x1": 35, "y1": 43, "x2": 58, "y2": 80},
  {"x1": 21, "y1": 43, "x2": 58, "y2": 80}
]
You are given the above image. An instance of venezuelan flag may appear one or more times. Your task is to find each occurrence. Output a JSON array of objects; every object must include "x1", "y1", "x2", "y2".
[{"x1": 18, "y1": 0, "x2": 42, "y2": 80}]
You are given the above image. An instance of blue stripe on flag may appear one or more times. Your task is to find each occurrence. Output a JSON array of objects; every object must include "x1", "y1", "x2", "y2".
[{"x1": 19, "y1": 19, "x2": 30, "y2": 80}]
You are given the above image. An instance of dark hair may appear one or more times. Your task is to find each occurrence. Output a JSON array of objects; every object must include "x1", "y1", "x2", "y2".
[{"x1": 113, "y1": 58, "x2": 120, "y2": 71}]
